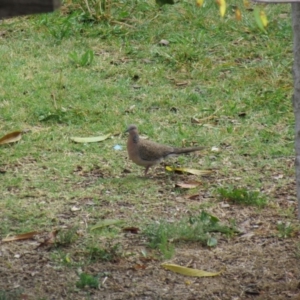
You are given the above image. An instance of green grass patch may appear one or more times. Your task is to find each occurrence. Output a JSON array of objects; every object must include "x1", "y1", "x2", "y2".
[
  {"x1": 0, "y1": 289, "x2": 23, "y2": 300},
  {"x1": 76, "y1": 273, "x2": 99, "y2": 289},
  {"x1": 143, "y1": 211, "x2": 236, "y2": 258},
  {"x1": 86, "y1": 242, "x2": 122, "y2": 262},
  {"x1": 217, "y1": 187, "x2": 267, "y2": 207},
  {"x1": 55, "y1": 227, "x2": 79, "y2": 247},
  {"x1": 277, "y1": 221, "x2": 295, "y2": 238}
]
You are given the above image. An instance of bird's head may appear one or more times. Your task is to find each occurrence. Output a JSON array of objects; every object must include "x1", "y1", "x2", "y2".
[{"x1": 125, "y1": 124, "x2": 138, "y2": 134}]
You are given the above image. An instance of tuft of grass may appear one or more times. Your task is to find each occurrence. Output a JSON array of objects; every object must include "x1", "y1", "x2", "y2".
[
  {"x1": 76, "y1": 273, "x2": 99, "y2": 289},
  {"x1": 277, "y1": 221, "x2": 295, "y2": 238},
  {"x1": 86, "y1": 241, "x2": 122, "y2": 262},
  {"x1": 55, "y1": 227, "x2": 79, "y2": 247},
  {"x1": 143, "y1": 211, "x2": 236, "y2": 258},
  {"x1": 0, "y1": 289, "x2": 23, "y2": 300},
  {"x1": 69, "y1": 49, "x2": 94, "y2": 67},
  {"x1": 217, "y1": 187, "x2": 267, "y2": 207}
]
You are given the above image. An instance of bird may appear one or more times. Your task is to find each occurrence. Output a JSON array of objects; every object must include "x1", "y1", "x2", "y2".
[{"x1": 125, "y1": 124, "x2": 204, "y2": 175}]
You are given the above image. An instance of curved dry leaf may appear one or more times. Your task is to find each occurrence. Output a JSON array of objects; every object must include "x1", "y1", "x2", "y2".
[
  {"x1": 176, "y1": 181, "x2": 201, "y2": 189},
  {"x1": 70, "y1": 133, "x2": 111, "y2": 143},
  {"x1": 186, "y1": 194, "x2": 200, "y2": 200},
  {"x1": 161, "y1": 263, "x2": 224, "y2": 277},
  {"x1": 0, "y1": 131, "x2": 23, "y2": 145},
  {"x1": 2, "y1": 231, "x2": 39, "y2": 242},
  {"x1": 166, "y1": 166, "x2": 212, "y2": 176}
]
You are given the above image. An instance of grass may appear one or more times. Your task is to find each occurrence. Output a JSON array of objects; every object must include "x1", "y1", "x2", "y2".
[
  {"x1": 86, "y1": 241, "x2": 122, "y2": 262},
  {"x1": 76, "y1": 273, "x2": 99, "y2": 289},
  {"x1": 143, "y1": 211, "x2": 236, "y2": 258},
  {"x1": 0, "y1": 289, "x2": 23, "y2": 300},
  {"x1": 217, "y1": 186, "x2": 267, "y2": 207},
  {"x1": 0, "y1": 0, "x2": 298, "y2": 298}
]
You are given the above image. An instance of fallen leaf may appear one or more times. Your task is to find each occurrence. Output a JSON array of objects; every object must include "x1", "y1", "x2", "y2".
[
  {"x1": 70, "y1": 133, "x2": 111, "y2": 143},
  {"x1": 243, "y1": 0, "x2": 250, "y2": 9},
  {"x1": 211, "y1": 146, "x2": 220, "y2": 152},
  {"x1": 235, "y1": 7, "x2": 242, "y2": 21},
  {"x1": 260, "y1": 10, "x2": 268, "y2": 27},
  {"x1": 122, "y1": 227, "x2": 140, "y2": 234},
  {"x1": 91, "y1": 219, "x2": 123, "y2": 231},
  {"x1": 176, "y1": 181, "x2": 201, "y2": 189},
  {"x1": 254, "y1": 7, "x2": 267, "y2": 32},
  {"x1": 2, "y1": 231, "x2": 39, "y2": 242},
  {"x1": 240, "y1": 232, "x2": 255, "y2": 239},
  {"x1": 161, "y1": 263, "x2": 224, "y2": 277},
  {"x1": 191, "y1": 117, "x2": 200, "y2": 124},
  {"x1": 36, "y1": 230, "x2": 59, "y2": 248},
  {"x1": 216, "y1": 0, "x2": 226, "y2": 17},
  {"x1": 0, "y1": 131, "x2": 23, "y2": 145},
  {"x1": 159, "y1": 39, "x2": 169, "y2": 46},
  {"x1": 134, "y1": 264, "x2": 147, "y2": 270},
  {"x1": 71, "y1": 206, "x2": 81, "y2": 212},
  {"x1": 196, "y1": 0, "x2": 204, "y2": 7},
  {"x1": 166, "y1": 166, "x2": 212, "y2": 176},
  {"x1": 186, "y1": 194, "x2": 200, "y2": 200},
  {"x1": 175, "y1": 81, "x2": 188, "y2": 86}
]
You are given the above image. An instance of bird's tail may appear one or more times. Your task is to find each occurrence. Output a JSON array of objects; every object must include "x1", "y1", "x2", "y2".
[{"x1": 173, "y1": 146, "x2": 204, "y2": 154}]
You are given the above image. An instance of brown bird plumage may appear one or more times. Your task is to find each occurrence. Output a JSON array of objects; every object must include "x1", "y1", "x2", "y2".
[{"x1": 126, "y1": 124, "x2": 204, "y2": 175}]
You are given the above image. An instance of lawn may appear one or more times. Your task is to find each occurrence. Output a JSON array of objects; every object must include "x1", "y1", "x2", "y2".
[{"x1": 0, "y1": 1, "x2": 299, "y2": 299}]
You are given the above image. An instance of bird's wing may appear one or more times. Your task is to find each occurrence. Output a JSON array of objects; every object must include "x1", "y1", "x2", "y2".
[{"x1": 138, "y1": 140, "x2": 173, "y2": 162}]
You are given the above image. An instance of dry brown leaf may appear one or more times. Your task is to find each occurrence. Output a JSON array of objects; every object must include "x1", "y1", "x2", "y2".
[
  {"x1": 176, "y1": 181, "x2": 201, "y2": 189},
  {"x1": 0, "y1": 131, "x2": 23, "y2": 145},
  {"x1": 186, "y1": 194, "x2": 200, "y2": 200},
  {"x1": 175, "y1": 81, "x2": 188, "y2": 86},
  {"x1": 134, "y1": 264, "x2": 147, "y2": 270},
  {"x1": 122, "y1": 227, "x2": 140, "y2": 234},
  {"x1": 166, "y1": 166, "x2": 212, "y2": 176},
  {"x1": 36, "y1": 230, "x2": 59, "y2": 248},
  {"x1": 2, "y1": 231, "x2": 39, "y2": 242},
  {"x1": 162, "y1": 263, "x2": 224, "y2": 277}
]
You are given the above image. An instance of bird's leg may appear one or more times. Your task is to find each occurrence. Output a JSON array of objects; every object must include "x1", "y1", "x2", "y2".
[{"x1": 144, "y1": 166, "x2": 150, "y2": 176}]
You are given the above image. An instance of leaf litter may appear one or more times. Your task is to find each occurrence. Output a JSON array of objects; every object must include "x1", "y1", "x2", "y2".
[{"x1": 0, "y1": 131, "x2": 23, "y2": 145}]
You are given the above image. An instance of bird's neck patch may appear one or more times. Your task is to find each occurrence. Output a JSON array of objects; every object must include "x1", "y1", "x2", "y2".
[{"x1": 132, "y1": 134, "x2": 139, "y2": 144}]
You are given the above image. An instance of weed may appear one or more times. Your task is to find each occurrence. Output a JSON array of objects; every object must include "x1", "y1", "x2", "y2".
[
  {"x1": 76, "y1": 273, "x2": 99, "y2": 289},
  {"x1": 55, "y1": 227, "x2": 79, "y2": 247},
  {"x1": 69, "y1": 49, "x2": 94, "y2": 67},
  {"x1": 50, "y1": 250, "x2": 74, "y2": 266},
  {"x1": 277, "y1": 221, "x2": 295, "y2": 238},
  {"x1": 143, "y1": 211, "x2": 235, "y2": 258},
  {"x1": 86, "y1": 241, "x2": 122, "y2": 262},
  {"x1": 0, "y1": 289, "x2": 23, "y2": 300},
  {"x1": 79, "y1": 0, "x2": 111, "y2": 21},
  {"x1": 217, "y1": 187, "x2": 267, "y2": 207}
]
